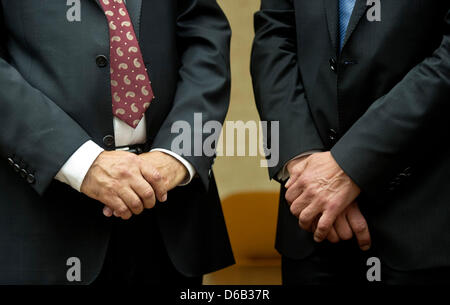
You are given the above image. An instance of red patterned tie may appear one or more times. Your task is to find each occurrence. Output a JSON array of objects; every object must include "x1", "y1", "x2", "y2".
[{"x1": 100, "y1": 0, "x2": 155, "y2": 128}]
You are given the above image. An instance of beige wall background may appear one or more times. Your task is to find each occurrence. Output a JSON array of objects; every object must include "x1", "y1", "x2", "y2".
[
  {"x1": 204, "y1": 1, "x2": 282, "y2": 284},
  {"x1": 214, "y1": 0, "x2": 279, "y2": 200}
]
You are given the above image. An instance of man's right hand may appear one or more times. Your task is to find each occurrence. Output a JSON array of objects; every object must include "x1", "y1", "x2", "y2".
[
  {"x1": 80, "y1": 151, "x2": 168, "y2": 220},
  {"x1": 286, "y1": 155, "x2": 371, "y2": 251}
]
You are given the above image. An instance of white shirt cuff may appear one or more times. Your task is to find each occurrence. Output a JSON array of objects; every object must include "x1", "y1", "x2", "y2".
[
  {"x1": 55, "y1": 140, "x2": 104, "y2": 192},
  {"x1": 150, "y1": 148, "x2": 196, "y2": 186},
  {"x1": 277, "y1": 150, "x2": 321, "y2": 181}
]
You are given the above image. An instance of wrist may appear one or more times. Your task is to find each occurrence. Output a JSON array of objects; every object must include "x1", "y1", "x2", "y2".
[{"x1": 140, "y1": 151, "x2": 188, "y2": 189}]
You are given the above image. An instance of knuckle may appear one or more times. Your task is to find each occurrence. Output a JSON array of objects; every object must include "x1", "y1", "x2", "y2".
[
  {"x1": 290, "y1": 171, "x2": 300, "y2": 180},
  {"x1": 152, "y1": 169, "x2": 162, "y2": 181},
  {"x1": 285, "y1": 192, "x2": 293, "y2": 204},
  {"x1": 130, "y1": 200, "x2": 142, "y2": 210},
  {"x1": 341, "y1": 231, "x2": 353, "y2": 240},
  {"x1": 301, "y1": 174, "x2": 312, "y2": 185},
  {"x1": 299, "y1": 212, "x2": 310, "y2": 225},
  {"x1": 297, "y1": 178, "x2": 307, "y2": 188},
  {"x1": 327, "y1": 200, "x2": 339, "y2": 212},
  {"x1": 353, "y1": 222, "x2": 367, "y2": 234},
  {"x1": 118, "y1": 206, "x2": 128, "y2": 215},
  {"x1": 317, "y1": 223, "x2": 329, "y2": 233},
  {"x1": 314, "y1": 197, "x2": 327, "y2": 208},
  {"x1": 142, "y1": 188, "x2": 154, "y2": 200},
  {"x1": 306, "y1": 188, "x2": 318, "y2": 199},
  {"x1": 118, "y1": 167, "x2": 131, "y2": 178},
  {"x1": 289, "y1": 203, "x2": 299, "y2": 217},
  {"x1": 298, "y1": 219, "x2": 308, "y2": 231}
]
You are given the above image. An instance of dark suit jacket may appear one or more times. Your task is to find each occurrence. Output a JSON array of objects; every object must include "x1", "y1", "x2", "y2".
[
  {"x1": 251, "y1": 0, "x2": 450, "y2": 271},
  {"x1": 0, "y1": 0, "x2": 234, "y2": 284}
]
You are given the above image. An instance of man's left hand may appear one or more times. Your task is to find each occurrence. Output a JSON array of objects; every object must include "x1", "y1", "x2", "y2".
[{"x1": 285, "y1": 151, "x2": 361, "y2": 243}]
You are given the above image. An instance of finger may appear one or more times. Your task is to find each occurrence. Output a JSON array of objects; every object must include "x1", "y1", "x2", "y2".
[
  {"x1": 140, "y1": 165, "x2": 167, "y2": 202},
  {"x1": 113, "y1": 209, "x2": 132, "y2": 220},
  {"x1": 131, "y1": 177, "x2": 156, "y2": 209},
  {"x1": 285, "y1": 159, "x2": 308, "y2": 188},
  {"x1": 107, "y1": 196, "x2": 133, "y2": 220},
  {"x1": 285, "y1": 181, "x2": 305, "y2": 206},
  {"x1": 334, "y1": 213, "x2": 353, "y2": 240},
  {"x1": 285, "y1": 177, "x2": 293, "y2": 189},
  {"x1": 285, "y1": 169, "x2": 304, "y2": 190},
  {"x1": 314, "y1": 210, "x2": 337, "y2": 243},
  {"x1": 347, "y1": 203, "x2": 371, "y2": 251},
  {"x1": 290, "y1": 191, "x2": 312, "y2": 219},
  {"x1": 118, "y1": 187, "x2": 144, "y2": 215},
  {"x1": 103, "y1": 206, "x2": 113, "y2": 217},
  {"x1": 298, "y1": 198, "x2": 322, "y2": 231},
  {"x1": 311, "y1": 217, "x2": 319, "y2": 233},
  {"x1": 327, "y1": 227, "x2": 340, "y2": 243}
]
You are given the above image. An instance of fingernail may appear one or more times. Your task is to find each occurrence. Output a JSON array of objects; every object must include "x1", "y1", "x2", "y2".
[
  {"x1": 314, "y1": 235, "x2": 322, "y2": 243},
  {"x1": 285, "y1": 179, "x2": 291, "y2": 188},
  {"x1": 162, "y1": 194, "x2": 167, "y2": 202},
  {"x1": 361, "y1": 245, "x2": 371, "y2": 251}
]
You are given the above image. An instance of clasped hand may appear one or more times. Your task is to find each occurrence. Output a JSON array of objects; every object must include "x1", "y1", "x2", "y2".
[
  {"x1": 80, "y1": 150, "x2": 187, "y2": 220},
  {"x1": 285, "y1": 152, "x2": 371, "y2": 251}
]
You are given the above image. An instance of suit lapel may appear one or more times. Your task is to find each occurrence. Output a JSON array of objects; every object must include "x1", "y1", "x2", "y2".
[
  {"x1": 341, "y1": 0, "x2": 369, "y2": 50},
  {"x1": 92, "y1": 0, "x2": 102, "y2": 10},
  {"x1": 324, "y1": 0, "x2": 339, "y2": 54},
  {"x1": 125, "y1": 0, "x2": 143, "y2": 40}
]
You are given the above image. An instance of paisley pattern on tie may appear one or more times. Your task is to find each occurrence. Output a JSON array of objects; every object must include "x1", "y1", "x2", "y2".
[{"x1": 100, "y1": 0, "x2": 155, "y2": 128}]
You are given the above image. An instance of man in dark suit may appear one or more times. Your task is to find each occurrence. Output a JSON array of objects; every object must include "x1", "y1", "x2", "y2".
[
  {"x1": 0, "y1": 0, "x2": 234, "y2": 284},
  {"x1": 252, "y1": 0, "x2": 449, "y2": 284}
]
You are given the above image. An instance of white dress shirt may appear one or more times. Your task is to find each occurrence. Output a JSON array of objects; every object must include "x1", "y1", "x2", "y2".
[{"x1": 55, "y1": 117, "x2": 196, "y2": 192}]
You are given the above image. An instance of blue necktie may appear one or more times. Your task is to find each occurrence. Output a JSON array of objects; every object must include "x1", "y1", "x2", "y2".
[{"x1": 339, "y1": 0, "x2": 357, "y2": 50}]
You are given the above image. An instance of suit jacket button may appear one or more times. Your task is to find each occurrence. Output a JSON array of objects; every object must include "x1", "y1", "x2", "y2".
[
  {"x1": 96, "y1": 55, "x2": 108, "y2": 68},
  {"x1": 20, "y1": 169, "x2": 28, "y2": 179},
  {"x1": 7, "y1": 158, "x2": 14, "y2": 166},
  {"x1": 103, "y1": 135, "x2": 115, "y2": 148},
  {"x1": 13, "y1": 163, "x2": 20, "y2": 172},
  {"x1": 329, "y1": 58, "x2": 337, "y2": 72},
  {"x1": 27, "y1": 174, "x2": 36, "y2": 184}
]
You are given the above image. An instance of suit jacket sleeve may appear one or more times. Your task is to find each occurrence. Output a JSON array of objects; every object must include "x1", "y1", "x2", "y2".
[
  {"x1": 150, "y1": 0, "x2": 231, "y2": 189},
  {"x1": 331, "y1": 8, "x2": 450, "y2": 194},
  {"x1": 251, "y1": 0, "x2": 325, "y2": 182},
  {"x1": 0, "y1": 6, "x2": 91, "y2": 195}
]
